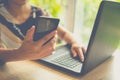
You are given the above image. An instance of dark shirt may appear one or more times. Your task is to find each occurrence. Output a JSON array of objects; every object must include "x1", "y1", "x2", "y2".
[{"x1": 0, "y1": 6, "x2": 46, "y2": 40}]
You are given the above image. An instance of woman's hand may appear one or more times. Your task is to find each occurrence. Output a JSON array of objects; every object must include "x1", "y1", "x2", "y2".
[
  {"x1": 71, "y1": 43, "x2": 86, "y2": 62},
  {"x1": 18, "y1": 26, "x2": 57, "y2": 60}
]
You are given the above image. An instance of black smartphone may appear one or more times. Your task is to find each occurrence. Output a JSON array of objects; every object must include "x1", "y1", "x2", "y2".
[{"x1": 33, "y1": 16, "x2": 60, "y2": 41}]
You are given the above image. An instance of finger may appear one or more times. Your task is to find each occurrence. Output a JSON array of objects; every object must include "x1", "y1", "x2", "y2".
[
  {"x1": 82, "y1": 47, "x2": 86, "y2": 54},
  {"x1": 24, "y1": 26, "x2": 35, "y2": 41},
  {"x1": 43, "y1": 36, "x2": 56, "y2": 51},
  {"x1": 71, "y1": 48, "x2": 77, "y2": 57},
  {"x1": 76, "y1": 48, "x2": 84, "y2": 62},
  {"x1": 38, "y1": 30, "x2": 57, "y2": 46}
]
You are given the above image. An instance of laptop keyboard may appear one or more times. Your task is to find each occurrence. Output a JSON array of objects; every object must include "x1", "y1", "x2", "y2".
[{"x1": 51, "y1": 54, "x2": 81, "y2": 69}]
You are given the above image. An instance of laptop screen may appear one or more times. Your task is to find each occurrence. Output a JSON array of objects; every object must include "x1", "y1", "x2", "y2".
[{"x1": 82, "y1": 1, "x2": 120, "y2": 74}]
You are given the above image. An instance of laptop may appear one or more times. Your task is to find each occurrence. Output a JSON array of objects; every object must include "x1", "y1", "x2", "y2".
[{"x1": 39, "y1": 1, "x2": 120, "y2": 75}]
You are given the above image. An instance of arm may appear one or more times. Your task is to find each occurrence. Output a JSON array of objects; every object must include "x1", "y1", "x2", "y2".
[
  {"x1": 0, "y1": 26, "x2": 57, "y2": 62},
  {"x1": 57, "y1": 26, "x2": 86, "y2": 62},
  {"x1": 57, "y1": 26, "x2": 76, "y2": 44},
  {"x1": 0, "y1": 48, "x2": 22, "y2": 62}
]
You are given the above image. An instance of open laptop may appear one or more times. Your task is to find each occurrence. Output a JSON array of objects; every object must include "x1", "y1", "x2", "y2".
[{"x1": 39, "y1": 1, "x2": 120, "y2": 75}]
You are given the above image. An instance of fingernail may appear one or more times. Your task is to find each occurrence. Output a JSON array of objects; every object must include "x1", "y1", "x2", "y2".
[
  {"x1": 73, "y1": 54, "x2": 76, "y2": 57},
  {"x1": 81, "y1": 57, "x2": 84, "y2": 62},
  {"x1": 32, "y1": 25, "x2": 35, "y2": 28}
]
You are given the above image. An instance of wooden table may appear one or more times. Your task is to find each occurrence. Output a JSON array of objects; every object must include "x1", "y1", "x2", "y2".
[{"x1": 0, "y1": 50, "x2": 120, "y2": 80}]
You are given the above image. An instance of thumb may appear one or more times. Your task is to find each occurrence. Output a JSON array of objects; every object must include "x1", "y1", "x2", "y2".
[{"x1": 24, "y1": 26, "x2": 35, "y2": 41}]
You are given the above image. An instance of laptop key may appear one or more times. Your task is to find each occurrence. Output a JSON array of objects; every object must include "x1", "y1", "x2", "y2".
[{"x1": 51, "y1": 54, "x2": 81, "y2": 69}]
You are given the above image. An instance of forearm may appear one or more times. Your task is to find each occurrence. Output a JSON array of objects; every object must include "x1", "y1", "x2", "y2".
[
  {"x1": 0, "y1": 48, "x2": 23, "y2": 62},
  {"x1": 62, "y1": 32, "x2": 76, "y2": 44},
  {"x1": 57, "y1": 27, "x2": 77, "y2": 44}
]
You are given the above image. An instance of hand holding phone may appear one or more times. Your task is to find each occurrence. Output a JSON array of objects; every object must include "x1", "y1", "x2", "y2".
[{"x1": 33, "y1": 16, "x2": 60, "y2": 41}]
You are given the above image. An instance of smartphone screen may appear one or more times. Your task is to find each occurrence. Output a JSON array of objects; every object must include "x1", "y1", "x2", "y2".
[{"x1": 33, "y1": 16, "x2": 60, "y2": 41}]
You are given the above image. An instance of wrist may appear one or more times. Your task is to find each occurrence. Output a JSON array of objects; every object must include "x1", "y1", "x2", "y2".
[{"x1": 70, "y1": 41, "x2": 78, "y2": 45}]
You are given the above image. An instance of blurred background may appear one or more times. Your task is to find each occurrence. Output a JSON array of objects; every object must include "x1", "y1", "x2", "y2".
[{"x1": 29, "y1": 0, "x2": 120, "y2": 48}]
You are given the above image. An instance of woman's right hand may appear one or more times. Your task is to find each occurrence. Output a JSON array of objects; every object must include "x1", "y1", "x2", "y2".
[{"x1": 18, "y1": 26, "x2": 57, "y2": 60}]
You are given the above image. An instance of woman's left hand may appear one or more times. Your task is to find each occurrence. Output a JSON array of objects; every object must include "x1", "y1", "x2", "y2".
[{"x1": 71, "y1": 43, "x2": 86, "y2": 62}]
